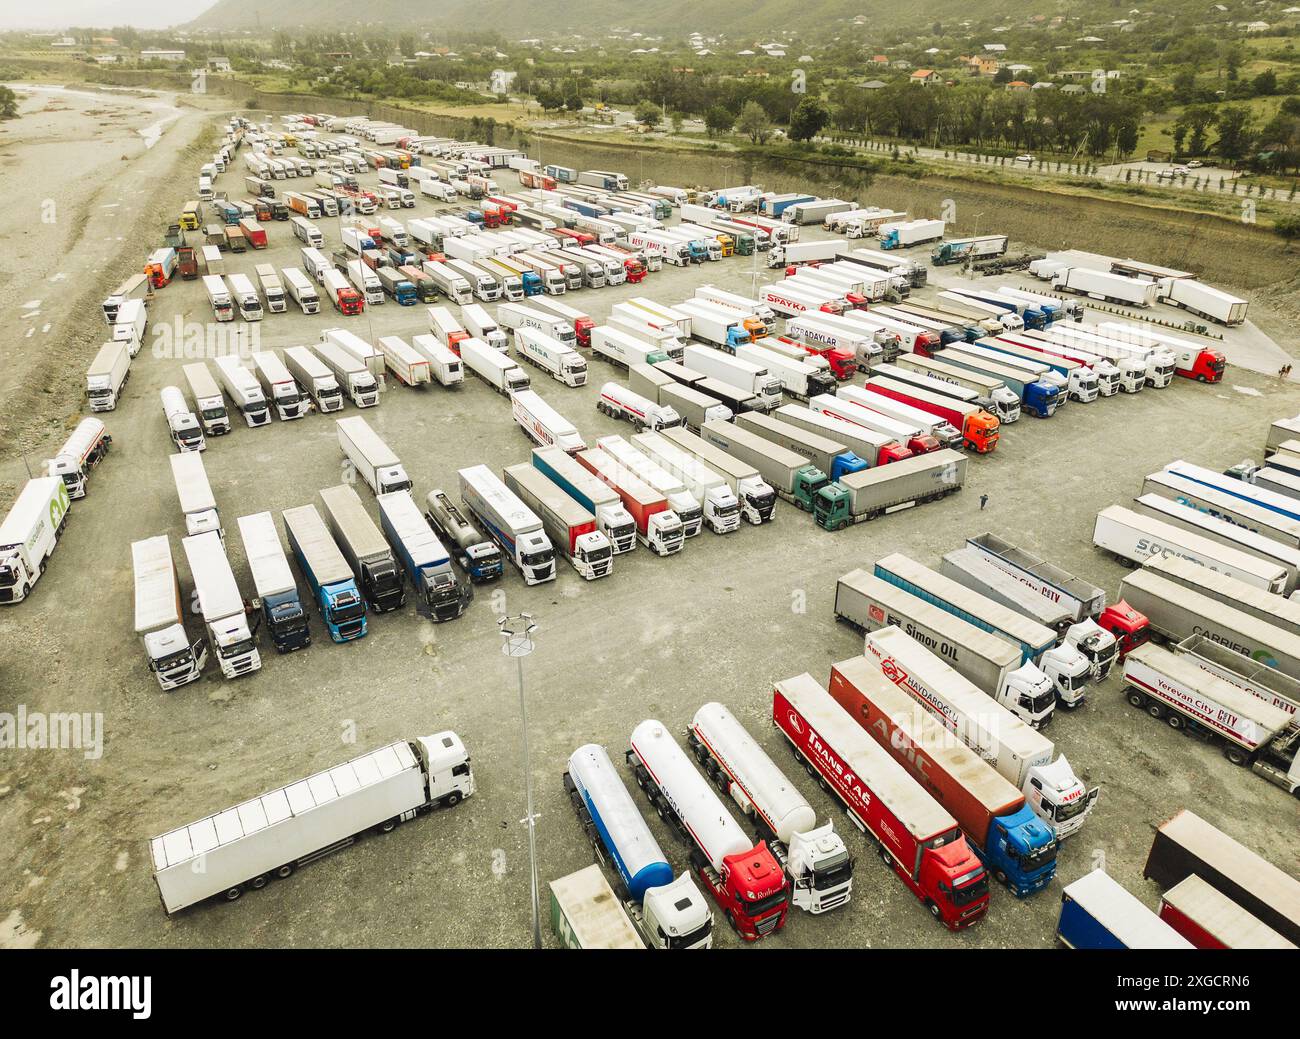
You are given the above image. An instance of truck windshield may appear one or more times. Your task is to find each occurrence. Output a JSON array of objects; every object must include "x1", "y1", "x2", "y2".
[
  {"x1": 522, "y1": 548, "x2": 554, "y2": 567},
  {"x1": 1054, "y1": 796, "x2": 1091, "y2": 823},
  {"x1": 587, "y1": 547, "x2": 612, "y2": 562},
  {"x1": 813, "y1": 852, "x2": 853, "y2": 890},
  {"x1": 665, "y1": 921, "x2": 712, "y2": 949},
  {"x1": 1017, "y1": 840, "x2": 1058, "y2": 870},
  {"x1": 746, "y1": 889, "x2": 789, "y2": 917},
  {"x1": 951, "y1": 871, "x2": 989, "y2": 906},
  {"x1": 1025, "y1": 689, "x2": 1056, "y2": 714},
  {"x1": 333, "y1": 602, "x2": 366, "y2": 622},
  {"x1": 718, "y1": 503, "x2": 740, "y2": 518},
  {"x1": 157, "y1": 647, "x2": 194, "y2": 673},
  {"x1": 220, "y1": 638, "x2": 256, "y2": 660},
  {"x1": 200, "y1": 405, "x2": 225, "y2": 422}
]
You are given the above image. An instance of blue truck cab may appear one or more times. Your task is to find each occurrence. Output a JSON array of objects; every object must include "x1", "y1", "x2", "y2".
[
  {"x1": 975, "y1": 804, "x2": 1058, "y2": 897},
  {"x1": 393, "y1": 279, "x2": 417, "y2": 305},
  {"x1": 1022, "y1": 380, "x2": 1061, "y2": 419},
  {"x1": 261, "y1": 588, "x2": 310, "y2": 652},
  {"x1": 520, "y1": 270, "x2": 544, "y2": 296},
  {"x1": 377, "y1": 492, "x2": 470, "y2": 623},
  {"x1": 724, "y1": 326, "x2": 752, "y2": 350},
  {"x1": 283, "y1": 505, "x2": 367, "y2": 642},
  {"x1": 828, "y1": 451, "x2": 868, "y2": 481}
]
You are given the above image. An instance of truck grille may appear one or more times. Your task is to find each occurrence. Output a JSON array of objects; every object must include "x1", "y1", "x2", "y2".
[
  {"x1": 755, "y1": 913, "x2": 782, "y2": 935},
  {"x1": 817, "y1": 890, "x2": 851, "y2": 911}
]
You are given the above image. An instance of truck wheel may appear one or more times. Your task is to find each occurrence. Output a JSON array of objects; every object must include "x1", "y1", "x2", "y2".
[
  {"x1": 275, "y1": 864, "x2": 295, "y2": 879},
  {"x1": 377, "y1": 817, "x2": 398, "y2": 834},
  {"x1": 726, "y1": 911, "x2": 739, "y2": 934},
  {"x1": 1223, "y1": 746, "x2": 1248, "y2": 767},
  {"x1": 444, "y1": 791, "x2": 462, "y2": 807},
  {"x1": 1146, "y1": 703, "x2": 1165, "y2": 720},
  {"x1": 248, "y1": 875, "x2": 268, "y2": 890},
  {"x1": 1167, "y1": 714, "x2": 1184, "y2": 731},
  {"x1": 879, "y1": 846, "x2": 892, "y2": 867},
  {"x1": 223, "y1": 886, "x2": 242, "y2": 902}
]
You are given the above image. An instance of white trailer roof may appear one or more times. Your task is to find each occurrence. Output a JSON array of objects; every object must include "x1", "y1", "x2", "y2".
[
  {"x1": 132, "y1": 536, "x2": 180, "y2": 634},
  {"x1": 337, "y1": 416, "x2": 399, "y2": 468},
  {"x1": 1063, "y1": 869, "x2": 1193, "y2": 948},
  {"x1": 170, "y1": 451, "x2": 216, "y2": 515},
  {"x1": 237, "y1": 512, "x2": 296, "y2": 598},
  {"x1": 282, "y1": 505, "x2": 354, "y2": 586},
  {"x1": 776, "y1": 672, "x2": 958, "y2": 840},
  {"x1": 1145, "y1": 554, "x2": 1300, "y2": 635},
  {"x1": 459, "y1": 464, "x2": 537, "y2": 534},
  {"x1": 151, "y1": 739, "x2": 418, "y2": 870},
  {"x1": 181, "y1": 531, "x2": 243, "y2": 620},
  {"x1": 875, "y1": 551, "x2": 1056, "y2": 654},
  {"x1": 319, "y1": 484, "x2": 389, "y2": 559},
  {"x1": 0, "y1": 478, "x2": 61, "y2": 546}
]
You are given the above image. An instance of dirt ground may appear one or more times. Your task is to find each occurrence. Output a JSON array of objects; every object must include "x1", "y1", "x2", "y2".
[{"x1": 0, "y1": 95, "x2": 1297, "y2": 950}]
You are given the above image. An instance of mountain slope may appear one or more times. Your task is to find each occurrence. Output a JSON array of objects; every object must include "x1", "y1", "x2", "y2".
[{"x1": 189, "y1": 0, "x2": 1024, "y2": 36}]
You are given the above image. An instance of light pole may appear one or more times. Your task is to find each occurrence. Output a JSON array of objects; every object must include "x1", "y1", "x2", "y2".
[{"x1": 499, "y1": 612, "x2": 541, "y2": 949}]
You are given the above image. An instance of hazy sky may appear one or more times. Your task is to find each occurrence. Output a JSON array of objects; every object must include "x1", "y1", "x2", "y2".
[{"x1": 0, "y1": 0, "x2": 217, "y2": 30}]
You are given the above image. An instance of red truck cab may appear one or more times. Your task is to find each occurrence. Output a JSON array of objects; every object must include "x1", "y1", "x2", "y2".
[
  {"x1": 712, "y1": 841, "x2": 789, "y2": 940},
  {"x1": 624, "y1": 258, "x2": 646, "y2": 284},
  {"x1": 1184, "y1": 348, "x2": 1226, "y2": 383},
  {"x1": 775, "y1": 674, "x2": 990, "y2": 931},
  {"x1": 336, "y1": 287, "x2": 364, "y2": 316},
  {"x1": 1097, "y1": 599, "x2": 1150, "y2": 656},
  {"x1": 572, "y1": 317, "x2": 595, "y2": 349},
  {"x1": 876, "y1": 441, "x2": 914, "y2": 465}
]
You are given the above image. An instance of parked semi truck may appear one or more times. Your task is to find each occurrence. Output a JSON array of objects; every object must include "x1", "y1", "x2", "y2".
[
  {"x1": 564, "y1": 745, "x2": 714, "y2": 948},
  {"x1": 775, "y1": 404, "x2": 911, "y2": 468},
  {"x1": 596, "y1": 436, "x2": 704, "y2": 539},
  {"x1": 856, "y1": 621, "x2": 1098, "y2": 836},
  {"x1": 319, "y1": 484, "x2": 405, "y2": 612},
  {"x1": 861, "y1": 375, "x2": 1000, "y2": 453},
  {"x1": 182, "y1": 362, "x2": 231, "y2": 436},
  {"x1": 283, "y1": 504, "x2": 367, "y2": 642},
  {"x1": 661, "y1": 426, "x2": 777, "y2": 525},
  {"x1": 213, "y1": 355, "x2": 270, "y2": 427},
  {"x1": 888, "y1": 354, "x2": 1021, "y2": 423},
  {"x1": 1121, "y1": 643, "x2": 1297, "y2": 785},
  {"x1": 377, "y1": 491, "x2": 472, "y2": 620},
  {"x1": 237, "y1": 511, "x2": 310, "y2": 653},
  {"x1": 574, "y1": 448, "x2": 685, "y2": 556},
  {"x1": 837, "y1": 565, "x2": 1080, "y2": 722},
  {"x1": 942, "y1": 547, "x2": 1112, "y2": 691},
  {"x1": 169, "y1": 451, "x2": 221, "y2": 539},
  {"x1": 834, "y1": 385, "x2": 960, "y2": 451},
  {"x1": 814, "y1": 450, "x2": 966, "y2": 531},
  {"x1": 631, "y1": 431, "x2": 742, "y2": 535},
  {"x1": 735, "y1": 411, "x2": 867, "y2": 482},
  {"x1": 531, "y1": 446, "x2": 638, "y2": 554},
  {"x1": 314, "y1": 341, "x2": 378, "y2": 407},
  {"x1": 150, "y1": 732, "x2": 473, "y2": 914},
  {"x1": 132, "y1": 535, "x2": 206, "y2": 689},
  {"x1": 829, "y1": 655, "x2": 1057, "y2": 896},
  {"x1": 773, "y1": 672, "x2": 990, "y2": 929},
  {"x1": 424, "y1": 489, "x2": 503, "y2": 583},
  {"x1": 458, "y1": 464, "x2": 556, "y2": 584},
  {"x1": 1117, "y1": 567, "x2": 1300, "y2": 684},
  {"x1": 699, "y1": 418, "x2": 826, "y2": 511},
  {"x1": 181, "y1": 531, "x2": 261, "y2": 678},
  {"x1": 688, "y1": 702, "x2": 853, "y2": 913},
  {"x1": 1145, "y1": 553, "x2": 1300, "y2": 640},
  {"x1": 1158, "y1": 874, "x2": 1295, "y2": 949},
  {"x1": 503, "y1": 464, "x2": 613, "y2": 579},
  {"x1": 1143, "y1": 808, "x2": 1300, "y2": 945},
  {"x1": 627, "y1": 719, "x2": 790, "y2": 940},
  {"x1": 337, "y1": 416, "x2": 411, "y2": 497},
  {"x1": 1056, "y1": 870, "x2": 1193, "y2": 949},
  {"x1": 1094, "y1": 505, "x2": 1289, "y2": 593},
  {"x1": 873, "y1": 553, "x2": 1092, "y2": 715}
]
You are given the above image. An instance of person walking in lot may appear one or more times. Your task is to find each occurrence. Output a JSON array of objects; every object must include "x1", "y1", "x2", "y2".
[{"x1": 980, "y1": 494, "x2": 989, "y2": 511}]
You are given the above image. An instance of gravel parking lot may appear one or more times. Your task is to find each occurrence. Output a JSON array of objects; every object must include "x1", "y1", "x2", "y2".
[{"x1": 1, "y1": 123, "x2": 1298, "y2": 950}]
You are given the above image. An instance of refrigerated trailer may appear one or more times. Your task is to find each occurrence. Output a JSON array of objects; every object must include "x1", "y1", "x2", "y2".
[
  {"x1": 1093, "y1": 505, "x2": 1289, "y2": 593},
  {"x1": 150, "y1": 733, "x2": 473, "y2": 914},
  {"x1": 132, "y1": 535, "x2": 206, "y2": 689}
]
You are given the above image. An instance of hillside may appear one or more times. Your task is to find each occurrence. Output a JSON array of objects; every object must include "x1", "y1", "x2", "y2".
[{"x1": 188, "y1": 0, "x2": 1035, "y2": 36}]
